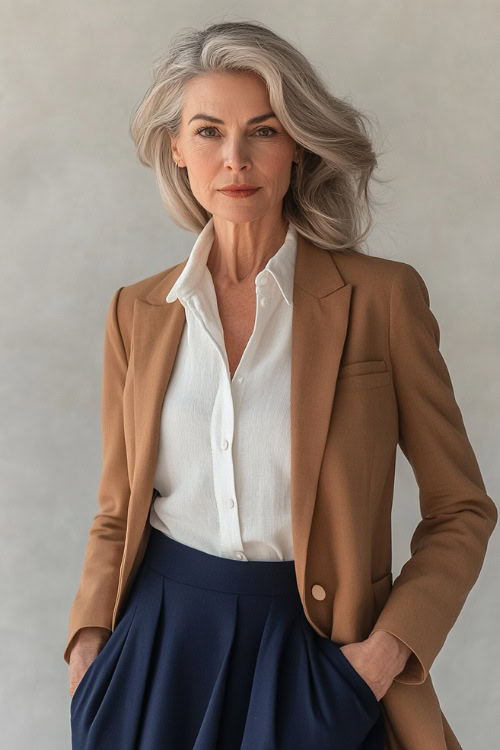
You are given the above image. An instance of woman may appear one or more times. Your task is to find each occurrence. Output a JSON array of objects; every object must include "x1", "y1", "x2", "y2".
[{"x1": 65, "y1": 20, "x2": 497, "y2": 750}]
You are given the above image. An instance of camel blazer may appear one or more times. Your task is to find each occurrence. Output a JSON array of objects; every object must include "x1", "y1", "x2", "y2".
[{"x1": 64, "y1": 232, "x2": 497, "y2": 750}]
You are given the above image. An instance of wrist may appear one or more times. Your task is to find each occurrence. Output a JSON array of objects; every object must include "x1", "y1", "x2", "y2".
[
  {"x1": 369, "y1": 629, "x2": 411, "y2": 655},
  {"x1": 70, "y1": 627, "x2": 110, "y2": 657},
  {"x1": 77, "y1": 627, "x2": 110, "y2": 641},
  {"x1": 366, "y1": 630, "x2": 412, "y2": 676}
]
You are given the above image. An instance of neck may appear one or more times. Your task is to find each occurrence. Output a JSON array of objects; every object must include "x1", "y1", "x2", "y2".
[{"x1": 207, "y1": 213, "x2": 289, "y2": 285}]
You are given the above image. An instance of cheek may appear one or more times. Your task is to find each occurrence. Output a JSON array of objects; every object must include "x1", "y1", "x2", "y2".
[
  {"x1": 262, "y1": 150, "x2": 294, "y2": 177},
  {"x1": 264, "y1": 159, "x2": 295, "y2": 195},
  {"x1": 185, "y1": 154, "x2": 217, "y2": 189}
]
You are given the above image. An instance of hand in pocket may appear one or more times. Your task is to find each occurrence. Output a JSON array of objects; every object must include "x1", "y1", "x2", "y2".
[
  {"x1": 69, "y1": 627, "x2": 110, "y2": 698},
  {"x1": 338, "y1": 642, "x2": 382, "y2": 700}
]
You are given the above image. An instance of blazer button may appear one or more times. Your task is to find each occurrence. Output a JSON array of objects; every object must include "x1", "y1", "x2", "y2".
[{"x1": 311, "y1": 584, "x2": 326, "y2": 600}]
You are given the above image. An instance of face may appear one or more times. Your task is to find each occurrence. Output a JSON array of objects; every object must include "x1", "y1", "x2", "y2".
[{"x1": 169, "y1": 72, "x2": 300, "y2": 223}]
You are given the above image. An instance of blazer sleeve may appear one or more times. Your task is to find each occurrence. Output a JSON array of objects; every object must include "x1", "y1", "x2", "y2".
[
  {"x1": 63, "y1": 286, "x2": 130, "y2": 664},
  {"x1": 368, "y1": 262, "x2": 498, "y2": 684}
]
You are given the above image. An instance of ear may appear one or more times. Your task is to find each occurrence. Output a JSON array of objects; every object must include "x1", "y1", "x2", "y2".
[{"x1": 169, "y1": 134, "x2": 183, "y2": 167}]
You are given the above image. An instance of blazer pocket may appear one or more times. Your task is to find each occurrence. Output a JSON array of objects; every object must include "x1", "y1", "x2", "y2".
[{"x1": 336, "y1": 360, "x2": 391, "y2": 391}]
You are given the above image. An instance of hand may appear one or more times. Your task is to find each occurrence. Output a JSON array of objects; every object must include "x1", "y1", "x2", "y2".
[
  {"x1": 69, "y1": 627, "x2": 110, "y2": 698},
  {"x1": 339, "y1": 631, "x2": 412, "y2": 701}
]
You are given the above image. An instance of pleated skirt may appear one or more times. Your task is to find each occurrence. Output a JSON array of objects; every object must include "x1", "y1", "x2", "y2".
[{"x1": 70, "y1": 526, "x2": 385, "y2": 749}]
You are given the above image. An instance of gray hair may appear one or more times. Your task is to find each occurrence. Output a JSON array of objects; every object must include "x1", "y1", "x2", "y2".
[{"x1": 129, "y1": 20, "x2": 387, "y2": 254}]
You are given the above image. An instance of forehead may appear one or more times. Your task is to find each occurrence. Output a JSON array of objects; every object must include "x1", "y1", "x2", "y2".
[{"x1": 182, "y1": 72, "x2": 271, "y2": 117}]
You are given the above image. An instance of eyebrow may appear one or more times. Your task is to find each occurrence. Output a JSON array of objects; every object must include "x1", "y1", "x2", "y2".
[{"x1": 188, "y1": 111, "x2": 277, "y2": 126}]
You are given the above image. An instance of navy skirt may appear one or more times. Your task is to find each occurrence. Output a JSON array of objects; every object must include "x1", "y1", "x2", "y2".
[{"x1": 70, "y1": 527, "x2": 385, "y2": 749}]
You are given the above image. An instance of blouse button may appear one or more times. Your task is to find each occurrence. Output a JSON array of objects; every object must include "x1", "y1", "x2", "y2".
[
  {"x1": 260, "y1": 297, "x2": 267, "y2": 307},
  {"x1": 311, "y1": 584, "x2": 326, "y2": 600},
  {"x1": 221, "y1": 439, "x2": 229, "y2": 450}
]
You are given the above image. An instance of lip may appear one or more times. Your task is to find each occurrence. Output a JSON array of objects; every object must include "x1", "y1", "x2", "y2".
[
  {"x1": 218, "y1": 186, "x2": 261, "y2": 199},
  {"x1": 218, "y1": 185, "x2": 260, "y2": 192}
]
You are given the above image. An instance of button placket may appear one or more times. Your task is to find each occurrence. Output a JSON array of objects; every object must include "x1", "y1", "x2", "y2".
[
  {"x1": 215, "y1": 378, "x2": 243, "y2": 557},
  {"x1": 185, "y1": 270, "x2": 281, "y2": 563},
  {"x1": 187, "y1": 295, "x2": 244, "y2": 559}
]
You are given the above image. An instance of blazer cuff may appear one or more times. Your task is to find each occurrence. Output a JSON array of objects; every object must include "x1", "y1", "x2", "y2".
[
  {"x1": 368, "y1": 626, "x2": 426, "y2": 684},
  {"x1": 64, "y1": 622, "x2": 112, "y2": 664}
]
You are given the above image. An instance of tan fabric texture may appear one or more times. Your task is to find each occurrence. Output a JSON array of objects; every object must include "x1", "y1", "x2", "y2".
[{"x1": 64, "y1": 233, "x2": 497, "y2": 749}]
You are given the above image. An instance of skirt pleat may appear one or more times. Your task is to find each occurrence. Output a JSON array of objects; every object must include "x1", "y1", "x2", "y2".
[{"x1": 70, "y1": 527, "x2": 385, "y2": 749}]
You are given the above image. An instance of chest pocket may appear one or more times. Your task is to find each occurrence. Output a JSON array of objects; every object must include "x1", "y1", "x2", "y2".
[{"x1": 336, "y1": 359, "x2": 392, "y2": 391}]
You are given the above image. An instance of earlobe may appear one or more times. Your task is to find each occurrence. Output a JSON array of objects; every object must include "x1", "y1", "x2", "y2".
[{"x1": 171, "y1": 151, "x2": 183, "y2": 168}]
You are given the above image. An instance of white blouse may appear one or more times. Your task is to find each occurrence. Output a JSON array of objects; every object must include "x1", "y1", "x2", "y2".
[{"x1": 149, "y1": 216, "x2": 298, "y2": 561}]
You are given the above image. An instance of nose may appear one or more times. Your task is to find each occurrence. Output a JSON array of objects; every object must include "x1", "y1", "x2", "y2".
[{"x1": 223, "y1": 137, "x2": 252, "y2": 171}]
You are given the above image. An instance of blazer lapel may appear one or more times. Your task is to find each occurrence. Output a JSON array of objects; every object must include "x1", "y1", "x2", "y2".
[
  {"x1": 289, "y1": 237, "x2": 351, "y2": 594},
  {"x1": 131, "y1": 261, "x2": 188, "y2": 507},
  {"x1": 131, "y1": 233, "x2": 351, "y2": 589}
]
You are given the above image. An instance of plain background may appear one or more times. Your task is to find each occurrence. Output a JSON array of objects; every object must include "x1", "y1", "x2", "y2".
[{"x1": 1, "y1": 2, "x2": 498, "y2": 747}]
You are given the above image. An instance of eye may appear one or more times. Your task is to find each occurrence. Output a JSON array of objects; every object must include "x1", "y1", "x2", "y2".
[
  {"x1": 194, "y1": 126, "x2": 278, "y2": 138},
  {"x1": 195, "y1": 126, "x2": 218, "y2": 137},
  {"x1": 254, "y1": 126, "x2": 278, "y2": 137}
]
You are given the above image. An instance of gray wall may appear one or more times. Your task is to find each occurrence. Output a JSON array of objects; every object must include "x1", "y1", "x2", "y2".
[{"x1": 1, "y1": 1, "x2": 498, "y2": 747}]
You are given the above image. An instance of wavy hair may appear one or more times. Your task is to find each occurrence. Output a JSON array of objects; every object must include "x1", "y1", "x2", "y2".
[{"x1": 129, "y1": 19, "x2": 387, "y2": 254}]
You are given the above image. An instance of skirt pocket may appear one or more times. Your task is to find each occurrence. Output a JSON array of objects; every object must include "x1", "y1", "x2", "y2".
[
  {"x1": 330, "y1": 639, "x2": 380, "y2": 706},
  {"x1": 250, "y1": 607, "x2": 382, "y2": 750},
  {"x1": 70, "y1": 635, "x2": 110, "y2": 708},
  {"x1": 297, "y1": 614, "x2": 382, "y2": 745},
  {"x1": 70, "y1": 562, "x2": 146, "y2": 728}
]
